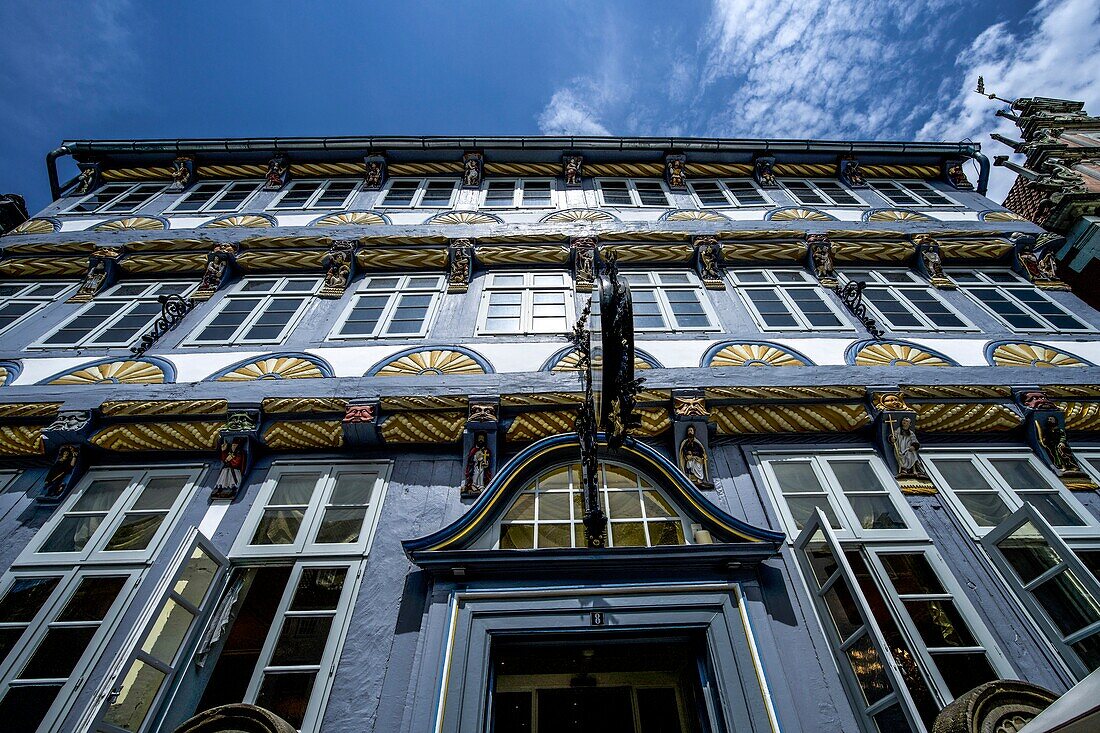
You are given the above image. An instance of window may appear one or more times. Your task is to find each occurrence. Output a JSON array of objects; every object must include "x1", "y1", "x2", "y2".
[
  {"x1": 20, "y1": 468, "x2": 204, "y2": 565},
  {"x1": 840, "y1": 270, "x2": 973, "y2": 331},
  {"x1": 186, "y1": 277, "x2": 321, "y2": 345},
  {"x1": 268, "y1": 179, "x2": 358, "y2": 210},
  {"x1": 232, "y1": 462, "x2": 390, "y2": 558},
  {"x1": 949, "y1": 270, "x2": 1093, "y2": 332},
  {"x1": 619, "y1": 271, "x2": 717, "y2": 332},
  {"x1": 983, "y1": 505, "x2": 1100, "y2": 678},
  {"x1": 924, "y1": 453, "x2": 1098, "y2": 538},
  {"x1": 329, "y1": 274, "x2": 443, "y2": 340},
  {"x1": 0, "y1": 282, "x2": 74, "y2": 336},
  {"x1": 0, "y1": 570, "x2": 140, "y2": 733},
  {"x1": 480, "y1": 179, "x2": 555, "y2": 208},
  {"x1": 781, "y1": 179, "x2": 864, "y2": 206},
  {"x1": 477, "y1": 272, "x2": 573, "y2": 335},
  {"x1": 165, "y1": 181, "x2": 262, "y2": 214},
  {"x1": 92, "y1": 532, "x2": 227, "y2": 733},
  {"x1": 595, "y1": 179, "x2": 671, "y2": 207},
  {"x1": 795, "y1": 512, "x2": 1006, "y2": 732},
  {"x1": 868, "y1": 180, "x2": 957, "y2": 207},
  {"x1": 35, "y1": 281, "x2": 195, "y2": 349},
  {"x1": 378, "y1": 179, "x2": 458, "y2": 208},
  {"x1": 759, "y1": 454, "x2": 920, "y2": 540},
  {"x1": 688, "y1": 179, "x2": 772, "y2": 207},
  {"x1": 62, "y1": 183, "x2": 167, "y2": 215},
  {"x1": 730, "y1": 269, "x2": 851, "y2": 331},
  {"x1": 495, "y1": 462, "x2": 690, "y2": 549}
]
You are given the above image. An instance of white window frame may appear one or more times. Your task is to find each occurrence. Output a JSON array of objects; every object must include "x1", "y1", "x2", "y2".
[
  {"x1": 948, "y1": 269, "x2": 1095, "y2": 333},
  {"x1": 328, "y1": 274, "x2": 444, "y2": 340},
  {"x1": 780, "y1": 178, "x2": 866, "y2": 207},
  {"x1": 17, "y1": 466, "x2": 205, "y2": 566},
  {"x1": 982, "y1": 504, "x2": 1100, "y2": 679},
  {"x1": 184, "y1": 276, "x2": 322, "y2": 346},
  {"x1": 757, "y1": 451, "x2": 926, "y2": 542},
  {"x1": 619, "y1": 270, "x2": 719, "y2": 333},
  {"x1": 478, "y1": 178, "x2": 557, "y2": 209},
  {"x1": 729, "y1": 269, "x2": 853, "y2": 332},
  {"x1": 839, "y1": 269, "x2": 975, "y2": 332},
  {"x1": 32, "y1": 281, "x2": 196, "y2": 349},
  {"x1": 594, "y1": 178, "x2": 672, "y2": 208},
  {"x1": 0, "y1": 567, "x2": 142, "y2": 733},
  {"x1": 163, "y1": 180, "x2": 263, "y2": 214},
  {"x1": 0, "y1": 282, "x2": 76, "y2": 337},
  {"x1": 475, "y1": 272, "x2": 575, "y2": 336},
  {"x1": 867, "y1": 179, "x2": 961, "y2": 208},
  {"x1": 688, "y1": 179, "x2": 774, "y2": 208},
  {"x1": 923, "y1": 450, "x2": 1100, "y2": 539},
  {"x1": 266, "y1": 179, "x2": 359, "y2": 211},
  {"x1": 60, "y1": 183, "x2": 168, "y2": 216},
  {"x1": 232, "y1": 461, "x2": 391, "y2": 559},
  {"x1": 376, "y1": 178, "x2": 459, "y2": 208}
]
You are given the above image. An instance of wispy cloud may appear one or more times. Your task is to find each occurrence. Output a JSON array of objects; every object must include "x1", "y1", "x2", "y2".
[{"x1": 538, "y1": 88, "x2": 612, "y2": 136}]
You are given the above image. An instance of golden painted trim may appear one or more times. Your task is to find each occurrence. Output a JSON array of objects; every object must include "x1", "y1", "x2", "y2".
[
  {"x1": 720, "y1": 241, "x2": 806, "y2": 263},
  {"x1": 860, "y1": 164, "x2": 940, "y2": 178},
  {"x1": 380, "y1": 411, "x2": 465, "y2": 443},
  {"x1": 240, "y1": 235, "x2": 332, "y2": 250},
  {"x1": 704, "y1": 386, "x2": 865, "y2": 401},
  {"x1": 832, "y1": 241, "x2": 912, "y2": 262},
  {"x1": 356, "y1": 248, "x2": 449, "y2": 270},
  {"x1": 683, "y1": 163, "x2": 754, "y2": 177},
  {"x1": 388, "y1": 162, "x2": 464, "y2": 176},
  {"x1": 501, "y1": 393, "x2": 582, "y2": 407},
  {"x1": 1060, "y1": 402, "x2": 1100, "y2": 431},
  {"x1": 101, "y1": 167, "x2": 173, "y2": 181},
  {"x1": 0, "y1": 403, "x2": 62, "y2": 419},
  {"x1": 772, "y1": 163, "x2": 834, "y2": 177},
  {"x1": 585, "y1": 163, "x2": 665, "y2": 177},
  {"x1": 482, "y1": 162, "x2": 561, "y2": 176},
  {"x1": 0, "y1": 257, "x2": 88, "y2": 277},
  {"x1": 1, "y1": 240, "x2": 95, "y2": 255},
  {"x1": 90, "y1": 421, "x2": 223, "y2": 451},
  {"x1": 902, "y1": 385, "x2": 1012, "y2": 399},
  {"x1": 99, "y1": 399, "x2": 228, "y2": 417},
  {"x1": 380, "y1": 395, "x2": 469, "y2": 411},
  {"x1": 475, "y1": 245, "x2": 570, "y2": 265},
  {"x1": 121, "y1": 253, "x2": 207, "y2": 274},
  {"x1": 712, "y1": 404, "x2": 869, "y2": 434},
  {"x1": 1042, "y1": 385, "x2": 1100, "y2": 399},
  {"x1": 124, "y1": 238, "x2": 209, "y2": 252},
  {"x1": 914, "y1": 403, "x2": 1020, "y2": 432},
  {"x1": 236, "y1": 250, "x2": 327, "y2": 271},
  {"x1": 602, "y1": 243, "x2": 693, "y2": 263},
  {"x1": 506, "y1": 411, "x2": 577, "y2": 442},
  {"x1": 262, "y1": 420, "x2": 343, "y2": 449},
  {"x1": 261, "y1": 397, "x2": 349, "y2": 414},
  {"x1": 0, "y1": 425, "x2": 44, "y2": 455}
]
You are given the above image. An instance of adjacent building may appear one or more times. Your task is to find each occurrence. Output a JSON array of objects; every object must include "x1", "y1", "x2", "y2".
[{"x1": 0, "y1": 134, "x2": 1097, "y2": 733}]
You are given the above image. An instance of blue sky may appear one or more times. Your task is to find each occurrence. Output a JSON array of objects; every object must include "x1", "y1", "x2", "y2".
[{"x1": 1, "y1": 0, "x2": 1098, "y2": 213}]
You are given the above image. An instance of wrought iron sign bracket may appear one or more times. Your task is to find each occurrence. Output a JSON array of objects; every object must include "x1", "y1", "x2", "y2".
[
  {"x1": 834, "y1": 280, "x2": 884, "y2": 340},
  {"x1": 130, "y1": 293, "x2": 195, "y2": 357}
]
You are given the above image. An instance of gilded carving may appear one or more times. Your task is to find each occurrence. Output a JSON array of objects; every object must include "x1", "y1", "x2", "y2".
[
  {"x1": 343, "y1": 405, "x2": 377, "y2": 423},
  {"x1": 839, "y1": 157, "x2": 866, "y2": 187},
  {"x1": 872, "y1": 393, "x2": 910, "y2": 412},
  {"x1": 563, "y1": 154, "x2": 583, "y2": 186},
  {"x1": 694, "y1": 236, "x2": 723, "y2": 289},
  {"x1": 665, "y1": 155, "x2": 686, "y2": 188},
  {"x1": 447, "y1": 239, "x2": 474, "y2": 293},
  {"x1": 807, "y1": 233, "x2": 836, "y2": 285},
  {"x1": 319, "y1": 240, "x2": 354, "y2": 298},
  {"x1": 468, "y1": 402, "x2": 498, "y2": 423},
  {"x1": 679, "y1": 424, "x2": 712, "y2": 488},
  {"x1": 463, "y1": 431, "x2": 492, "y2": 497},
  {"x1": 673, "y1": 396, "x2": 709, "y2": 417},
  {"x1": 264, "y1": 154, "x2": 289, "y2": 190},
  {"x1": 364, "y1": 155, "x2": 386, "y2": 188},
  {"x1": 572, "y1": 236, "x2": 597, "y2": 292},
  {"x1": 462, "y1": 152, "x2": 483, "y2": 188},
  {"x1": 753, "y1": 157, "x2": 778, "y2": 188},
  {"x1": 170, "y1": 156, "x2": 195, "y2": 191}
]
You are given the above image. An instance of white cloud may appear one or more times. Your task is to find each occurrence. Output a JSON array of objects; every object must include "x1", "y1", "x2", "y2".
[{"x1": 538, "y1": 88, "x2": 612, "y2": 136}]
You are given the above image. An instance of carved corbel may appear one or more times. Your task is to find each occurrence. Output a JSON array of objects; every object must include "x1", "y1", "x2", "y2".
[
  {"x1": 562, "y1": 153, "x2": 584, "y2": 187},
  {"x1": 212, "y1": 409, "x2": 260, "y2": 500},
  {"x1": 170, "y1": 156, "x2": 196, "y2": 192},
  {"x1": 462, "y1": 152, "x2": 484, "y2": 188},
  {"x1": 462, "y1": 397, "x2": 500, "y2": 499},
  {"x1": 672, "y1": 391, "x2": 713, "y2": 489},
  {"x1": 753, "y1": 156, "x2": 778, "y2": 188},
  {"x1": 192, "y1": 243, "x2": 238, "y2": 302},
  {"x1": 342, "y1": 401, "x2": 381, "y2": 448},
  {"x1": 447, "y1": 238, "x2": 474, "y2": 293},
  {"x1": 806, "y1": 233, "x2": 836, "y2": 286},
  {"x1": 665, "y1": 154, "x2": 687, "y2": 190},
  {"x1": 1012, "y1": 231, "x2": 1071, "y2": 291},
  {"x1": 364, "y1": 154, "x2": 387, "y2": 189},
  {"x1": 870, "y1": 391, "x2": 935, "y2": 494},
  {"x1": 68, "y1": 247, "x2": 122, "y2": 303},
  {"x1": 944, "y1": 159, "x2": 973, "y2": 190},
  {"x1": 1016, "y1": 388, "x2": 1096, "y2": 491},
  {"x1": 73, "y1": 163, "x2": 101, "y2": 195},
  {"x1": 264, "y1": 154, "x2": 290, "y2": 191},
  {"x1": 571, "y1": 236, "x2": 598, "y2": 292},
  {"x1": 912, "y1": 233, "x2": 954, "y2": 289},
  {"x1": 694, "y1": 236, "x2": 724, "y2": 290},
  {"x1": 318, "y1": 240, "x2": 356, "y2": 299},
  {"x1": 838, "y1": 157, "x2": 867, "y2": 188},
  {"x1": 37, "y1": 410, "x2": 94, "y2": 504}
]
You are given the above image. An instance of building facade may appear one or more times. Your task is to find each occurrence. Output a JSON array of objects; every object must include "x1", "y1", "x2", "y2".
[{"x1": 0, "y1": 136, "x2": 1098, "y2": 733}]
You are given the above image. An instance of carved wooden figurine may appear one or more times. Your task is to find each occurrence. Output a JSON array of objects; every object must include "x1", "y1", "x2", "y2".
[
  {"x1": 679, "y1": 425, "x2": 712, "y2": 488},
  {"x1": 464, "y1": 431, "x2": 492, "y2": 496}
]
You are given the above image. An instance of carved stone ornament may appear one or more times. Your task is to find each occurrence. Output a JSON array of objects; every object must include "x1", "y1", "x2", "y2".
[
  {"x1": 912, "y1": 233, "x2": 954, "y2": 289},
  {"x1": 193, "y1": 244, "x2": 237, "y2": 302},
  {"x1": 931, "y1": 679, "x2": 1056, "y2": 733},
  {"x1": 364, "y1": 155, "x2": 386, "y2": 188},
  {"x1": 807, "y1": 233, "x2": 836, "y2": 286},
  {"x1": 171, "y1": 703, "x2": 297, "y2": 733},
  {"x1": 74, "y1": 163, "x2": 101, "y2": 195},
  {"x1": 46, "y1": 410, "x2": 91, "y2": 433},
  {"x1": 839, "y1": 157, "x2": 866, "y2": 188},
  {"x1": 264, "y1": 154, "x2": 290, "y2": 190},
  {"x1": 462, "y1": 430, "x2": 493, "y2": 498},
  {"x1": 343, "y1": 404, "x2": 376, "y2": 423},
  {"x1": 753, "y1": 156, "x2": 778, "y2": 188},
  {"x1": 468, "y1": 402, "x2": 498, "y2": 424},
  {"x1": 571, "y1": 236, "x2": 598, "y2": 292},
  {"x1": 319, "y1": 240, "x2": 355, "y2": 299},
  {"x1": 665, "y1": 155, "x2": 687, "y2": 189},
  {"x1": 563, "y1": 154, "x2": 584, "y2": 186},
  {"x1": 447, "y1": 239, "x2": 474, "y2": 293},
  {"x1": 170, "y1": 156, "x2": 196, "y2": 192},
  {"x1": 462, "y1": 152, "x2": 483, "y2": 188},
  {"x1": 945, "y1": 160, "x2": 973, "y2": 190},
  {"x1": 673, "y1": 396, "x2": 709, "y2": 418},
  {"x1": 694, "y1": 236, "x2": 724, "y2": 290}
]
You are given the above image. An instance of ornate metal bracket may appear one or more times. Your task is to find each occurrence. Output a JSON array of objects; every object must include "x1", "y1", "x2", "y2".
[
  {"x1": 834, "y1": 280, "x2": 884, "y2": 339},
  {"x1": 131, "y1": 294, "x2": 195, "y2": 357}
]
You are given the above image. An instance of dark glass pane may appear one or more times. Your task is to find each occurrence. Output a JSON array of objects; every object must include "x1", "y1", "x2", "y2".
[
  {"x1": 872, "y1": 703, "x2": 914, "y2": 733},
  {"x1": 932, "y1": 460, "x2": 991, "y2": 489},
  {"x1": 822, "y1": 580, "x2": 863, "y2": 641},
  {"x1": 998, "y1": 531, "x2": 1061, "y2": 583},
  {"x1": 255, "y1": 670, "x2": 317, "y2": 729},
  {"x1": 538, "y1": 687, "x2": 635, "y2": 733},
  {"x1": 0, "y1": 684, "x2": 62, "y2": 732},
  {"x1": 771, "y1": 461, "x2": 822, "y2": 493},
  {"x1": 493, "y1": 691, "x2": 532, "y2": 733},
  {"x1": 0, "y1": 578, "x2": 60, "y2": 623},
  {"x1": 848, "y1": 496, "x2": 906, "y2": 530},
  {"x1": 104, "y1": 513, "x2": 164, "y2": 551},
  {"x1": 846, "y1": 633, "x2": 891, "y2": 705},
  {"x1": 786, "y1": 497, "x2": 842, "y2": 531},
  {"x1": 880, "y1": 554, "x2": 944, "y2": 595},
  {"x1": 21, "y1": 626, "x2": 96, "y2": 678},
  {"x1": 269, "y1": 616, "x2": 334, "y2": 666},
  {"x1": 1025, "y1": 493, "x2": 1086, "y2": 527},
  {"x1": 1034, "y1": 571, "x2": 1100, "y2": 635},
  {"x1": 1079, "y1": 551, "x2": 1100, "y2": 583},
  {"x1": 956, "y1": 492, "x2": 1012, "y2": 527},
  {"x1": 57, "y1": 576, "x2": 126, "y2": 621},
  {"x1": 0, "y1": 628, "x2": 26, "y2": 665},
  {"x1": 499, "y1": 524, "x2": 534, "y2": 549},
  {"x1": 904, "y1": 600, "x2": 977, "y2": 647},
  {"x1": 250, "y1": 509, "x2": 305, "y2": 545},
  {"x1": 290, "y1": 568, "x2": 347, "y2": 612},
  {"x1": 804, "y1": 544, "x2": 838, "y2": 587},
  {"x1": 1070, "y1": 633, "x2": 1100, "y2": 671},
  {"x1": 637, "y1": 687, "x2": 683, "y2": 733},
  {"x1": 314, "y1": 507, "x2": 367, "y2": 544},
  {"x1": 931, "y1": 651, "x2": 997, "y2": 697}
]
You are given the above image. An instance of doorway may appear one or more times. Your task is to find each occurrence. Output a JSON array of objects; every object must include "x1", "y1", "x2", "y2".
[{"x1": 490, "y1": 634, "x2": 710, "y2": 733}]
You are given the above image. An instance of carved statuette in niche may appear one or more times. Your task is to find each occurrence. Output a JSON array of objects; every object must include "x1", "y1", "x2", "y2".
[
  {"x1": 74, "y1": 260, "x2": 109, "y2": 301},
  {"x1": 170, "y1": 156, "x2": 195, "y2": 191},
  {"x1": 563, "y1": 155, "x2": 583, "y2": 186},
  {"x1": 572, "y1": 237, "x2": 597, "y2": 291},
  {"x1": 42, "y1": 445, "x2": 81, "y2": 501},
  {"x1": 464, "y1": 431, "x2": 492, "y2": 496},
  {"x1": 753, "y1": 157, "x2": 777, "y2": 188},
  {"x1": 214, "y1": 438, "x2": 247, "y2": 497},
  {"x1": 448, "y1": 239, "x2": 473, "y2": 292},
  {"x1": 462, "y1": 152, "x2": 483, "y2": 188},
  {"x1": 665, "y1": 156, "x2": 686, "y2": 189},
  {"x1": 839, "y1": 157, "x2": 866, "y2": 187},
  {"x1": 264, "y1": 155, "x2": 289, "y2": 190},
  {"x1": 807, "y1": 233, "x2": 835, "y2": 285},
  {"x1": 1037, "y1": 415, "x2": 1084, "y2": 476},
  {"x1": 946, "y1": 161, "x2": 972, "y2": 189},
  {"x1": 364, "y1": 156, "x2": 386, "y2": 188},
  {"x1": 679, "y1": 424, "x2": 712, "y2": 488},
  {"x1": 75, "y1": 165, "x2": 99, "y2": 195},
  {"x1": 887, "y1": 414, "x2": 929, "y2": 482},
  {"x1": 320, "y1": 241, "x2": 354, "y2": 298}
]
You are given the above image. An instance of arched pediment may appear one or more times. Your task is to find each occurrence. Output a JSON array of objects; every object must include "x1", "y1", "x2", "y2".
[{"x1": 403, "y1": 434, "x2": 783, "y2": 567}]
